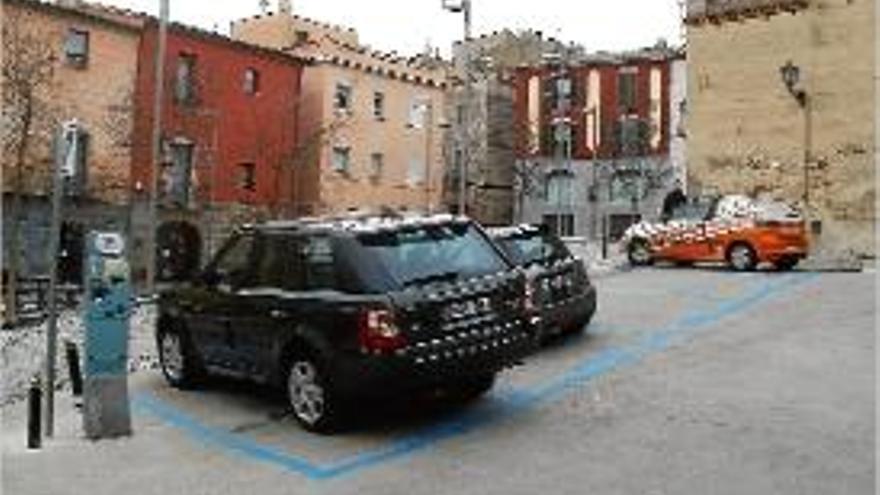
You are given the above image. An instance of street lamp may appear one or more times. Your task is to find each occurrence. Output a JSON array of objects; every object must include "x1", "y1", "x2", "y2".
[
  {"x1": 778, "y1": 59, "x2": 812, "y2": 215},
  {"x1": 442, "y1": 0, "x2": 472, "y2": 215},
  {"x1": 779, "y1": 60, "x2": 807, "y2": 108},
  {"x1": 146, "y1": 0, "x2": 170, "y2": 294}
]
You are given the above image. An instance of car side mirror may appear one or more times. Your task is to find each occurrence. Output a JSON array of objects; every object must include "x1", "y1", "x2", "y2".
[{"x1": 200, "y1": 269, "x2": 222, "y2": 287}]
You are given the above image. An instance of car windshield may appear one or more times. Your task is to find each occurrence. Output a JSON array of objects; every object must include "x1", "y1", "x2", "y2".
[
  {"x1": 356, "y1": 223, "x2": 508, "y2": 289},
  {"x1": 671, "y1": 198, "x2": 717, "y2": 221},
  {"x1": 497, "y1": 231, "x2": 570, "y2": 267}
]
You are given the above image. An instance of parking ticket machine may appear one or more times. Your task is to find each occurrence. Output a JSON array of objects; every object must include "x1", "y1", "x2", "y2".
[{"x1": 82, "y1": 231, "x2": 132, "y2": 439}]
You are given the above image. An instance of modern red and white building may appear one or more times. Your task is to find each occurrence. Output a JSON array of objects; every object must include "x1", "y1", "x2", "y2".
[{"x1": 512, "y1": 45, "x2": 686, "y2": 241}]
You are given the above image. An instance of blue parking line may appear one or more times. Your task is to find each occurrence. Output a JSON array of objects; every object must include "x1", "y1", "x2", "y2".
[{"x1": 133, "y1": 272, "x2": 817, "y2": 480}]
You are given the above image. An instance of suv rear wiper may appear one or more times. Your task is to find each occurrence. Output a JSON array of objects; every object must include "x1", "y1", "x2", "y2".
[{"x1": 403, "y1": 271, "x2": 459, "y2": 288}]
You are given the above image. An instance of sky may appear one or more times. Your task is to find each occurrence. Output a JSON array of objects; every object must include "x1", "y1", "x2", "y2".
[{"x1": 105, "y1": 0, "x2": 683, "y2": 57}]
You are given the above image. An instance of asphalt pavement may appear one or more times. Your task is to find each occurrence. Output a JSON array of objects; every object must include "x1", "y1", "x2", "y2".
[{"x1": 2, "y1": 267, "x2": 875, "y2": 495}]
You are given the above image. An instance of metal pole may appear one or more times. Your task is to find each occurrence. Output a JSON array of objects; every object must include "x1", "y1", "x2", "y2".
[
  {"x1": 458, "y1": 0, "x2": 472, "y2": 215},
  {"x1": 425, "y1": 100, "x2": 434, "y2": 212},
  {"x1": 44, "y1": 124, "x2": 72, "y2": 437},
  {"x1": 146, "y1": 0, "x2": 169, "y2": 294},
  {"x1": 803, "y1": 94, "x2": 812, "y2": 212}
]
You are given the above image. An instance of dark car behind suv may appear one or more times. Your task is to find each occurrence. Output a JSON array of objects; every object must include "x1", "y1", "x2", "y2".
[
  {"x1": 156, "y1": 213, "x2": 536, "y2": 432},
  {"x1": 488, "y1": 224, "x2": 596, "y2": 341}
]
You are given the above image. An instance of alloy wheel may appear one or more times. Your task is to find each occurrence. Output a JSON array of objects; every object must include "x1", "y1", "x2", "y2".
[
  {"x1": 160, "y1": 332, "x2": 184, "y2": 383},
  {"x1": 729, "y1": 244, "x2": 756, "y2": 271},
  {"x1": 287, "y1": 360, "x2": 326, "y2": 426},
  {"x1": 629, "y1": 240, "x2": 652, "y2": 265}
]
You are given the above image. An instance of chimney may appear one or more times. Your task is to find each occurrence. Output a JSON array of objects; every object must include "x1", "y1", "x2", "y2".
[{"x1": 279, "y1": 0, "x2": 292, "y2": 14}]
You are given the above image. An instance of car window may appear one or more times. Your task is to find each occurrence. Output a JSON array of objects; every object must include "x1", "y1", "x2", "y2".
[
  {"x1": 498, "y1": 231, "x2": 570, "y2": 266},
  {"x1": 255, "y1": 234, "x2": 305, "y2": 291},
  {"x1": 212, "y1": 233, "x2": 256, "y2": 288},
  {"x1": 303, "y1": 237, "x2": 337, "y2": 290},
  {"x1": 671, "y1": 198, "x2": 715, "y2": 221},
  {"x1": 356, "y1": 223, "x2": 507, "y2": 289}
]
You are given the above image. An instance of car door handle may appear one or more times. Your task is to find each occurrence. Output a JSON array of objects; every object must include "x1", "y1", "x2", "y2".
[
  {"x1": 269, "y1": 309, "x2": 288, "y2": 319},
  {"x1": 179, "y1": 301, "x2": 203, "y2": 313}
]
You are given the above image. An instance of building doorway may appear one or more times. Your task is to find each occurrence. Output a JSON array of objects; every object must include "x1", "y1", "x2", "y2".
[{"x1": 156, "y1": 221, "x2": 202, "y2": 282}]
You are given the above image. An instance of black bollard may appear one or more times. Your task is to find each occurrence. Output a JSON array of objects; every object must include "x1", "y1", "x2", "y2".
[
  {"x1": 65, "y1": 340, "x2": 83, "y2": 397},
  {"x1": 27, "y1": 377, "x2": 42, "y2": 449},
  {"x1": 601, "y1": 216, "x2": 608, "y2": 260}
]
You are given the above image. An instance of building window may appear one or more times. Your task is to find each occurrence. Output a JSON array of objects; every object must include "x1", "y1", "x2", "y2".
[
  {"x1": 618, "y1": 69, "x2": 637, "y2": 114},
  {"x1": 543, "y1": 214, "x2": 574, "y2": 237},
  {"x1": 617, "y1": 117, "x2": 649, "y2": 156},
  {"x1": 238, "y1": 163, "x2": 256, "y2": 191},
  {"x1": 332, "y1": 146, "x2": 350, "y2": 174},
  {"x1": 334, "y1": 83, "x2": 352, "y2": 112},
  {"x1": 369, "y1": 153, "x2": 383, "y2": 181},
  {"x1": 64, "y1": 29, "x2": 89, "y2": 67},
  {"x1": 408, "y1": 99, "x2": 426, "y2": 129},
  {"x1": 407, "y1": 157, "x2": 425, "y2": 186},
  {"x1": 58, "y1": 127, "x2": 90, "y2": 196},
  {"x1": 545, "y1": 171, "x2": 574, "y2": 207},
  {"x1": 456, "y1": 104, "x2": 465, "y2": 126},
  {"x1": 175, "y1": 53, "x2": 198, "y2": 104},
  {"x1": 243, "y1": 68, "x2": 260, "y2": 95},
  {"x1": 373, "y1": 91, "x2": 385, "y2": 120},
  {"x1": 162, "y1": 141, "x2": 194, "y2": 206},
  {"x1": 295, "y1": 30, "x2": 309, "y2": 45}
]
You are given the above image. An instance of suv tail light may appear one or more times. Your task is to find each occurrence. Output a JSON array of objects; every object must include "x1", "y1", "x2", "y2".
[{"x1": 358, "y1": 308, "x2": 406, "y2": 354}]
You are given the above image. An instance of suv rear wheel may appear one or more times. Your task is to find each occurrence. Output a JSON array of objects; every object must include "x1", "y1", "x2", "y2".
[
  {"x1": 451, "y1": 372, "x2": 496, "y2": 400},
  {"x1": 285, "y1": 352, "x2": 342, "y2": 433}
]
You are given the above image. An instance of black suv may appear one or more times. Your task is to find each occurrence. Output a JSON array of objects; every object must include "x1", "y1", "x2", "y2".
[
  {"x1": 156, "y1": 213, "x2": 536, "y2": 432},
  {"x1": 488, "y1": 225, "x2": 596, "y2": 341}
]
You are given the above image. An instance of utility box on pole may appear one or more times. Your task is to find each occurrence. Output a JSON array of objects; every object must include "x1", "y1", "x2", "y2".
[{"x1": 82, "y1": 232, "x2": 133, "y2": 440}]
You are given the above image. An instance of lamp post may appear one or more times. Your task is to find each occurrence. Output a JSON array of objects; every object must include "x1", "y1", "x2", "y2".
[
  {"x1": 545, "y1": 51, "x2": 574, "y2": 238},
  {"x1": 779, "y1": 60, "x2": 811, "y2": 213},
  {"x1": 442, "y1": 0, "x2": 472, "y2": 215},
  {"x1": 146, "y1": 0, "x2": 169, "y2": 294}
]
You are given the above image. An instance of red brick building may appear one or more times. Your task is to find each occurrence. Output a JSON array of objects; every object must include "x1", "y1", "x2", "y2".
[{"x1": 129, "y1": 20, "x2": 305, "y2": 281}]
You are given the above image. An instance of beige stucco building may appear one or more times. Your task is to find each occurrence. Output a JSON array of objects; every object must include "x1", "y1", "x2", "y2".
[
  {"x1": 232, "y1": 8, "x2": 449, "y2": 216},
  {"x1": 686, "y1": 0, "x2": 876, "y2": 256},
  {"x1": 2, "y1": 0, "x2": 140, "y2": 280}
]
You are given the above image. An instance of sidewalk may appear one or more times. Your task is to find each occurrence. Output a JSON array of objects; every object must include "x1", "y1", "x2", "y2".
[{"x1": 1, "y1": 375, "x2": 253, "y2": 495}]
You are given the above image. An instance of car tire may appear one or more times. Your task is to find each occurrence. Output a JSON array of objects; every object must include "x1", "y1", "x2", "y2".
[
  {"x1": 727, "y1": 242, "x2": 758, "y2": 272},
  {"x1": 285, "y1": 350, "x2": 343, "y2": 434},
  {"x1": 158, "y1": 328, "x2": 204, "y2": 389},
  {"x1": 627, "y1": 238, "x2": 654, "y2": 266},
  {"x1": 452, "y1": 372, "x2": 496, "y2": 400},
  {"x1": 774, "y1": 257, "x2": 800, "y2": 271},
  {"x1": 566, "y1": 313, "x2": 594, "y2": 335}
]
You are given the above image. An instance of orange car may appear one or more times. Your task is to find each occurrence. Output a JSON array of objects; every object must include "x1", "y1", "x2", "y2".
[{"x1": 622, "y1": 195, "x2": 809, "y2": 271}]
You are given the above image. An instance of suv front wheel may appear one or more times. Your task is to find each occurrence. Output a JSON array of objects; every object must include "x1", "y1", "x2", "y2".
[
  {"x1": 158, "y1": 329, "x2": 203, "y2": 389},
  {"x1": 627, "y1": 238, "x2": 654, "y2": 266}
]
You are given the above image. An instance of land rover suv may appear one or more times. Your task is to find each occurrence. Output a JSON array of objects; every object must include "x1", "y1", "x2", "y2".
[
  {"x1": 488, "y1": 224, "x2": 597, "y2": 341},
  {"x1": 156, "y1": 213, "x2": 536, "y2": 432}
]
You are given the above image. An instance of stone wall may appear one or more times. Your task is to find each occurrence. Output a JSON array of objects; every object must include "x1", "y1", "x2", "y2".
[{"x1": 687, "y1": 0, "x2": 876, "y2": 256}]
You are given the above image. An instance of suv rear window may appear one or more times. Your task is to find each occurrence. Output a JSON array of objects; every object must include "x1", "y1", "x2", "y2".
[
  {"x1": 355, "y1": 223, "x2": 507, "y2": 289},
  {"x1": 496, "y1": 231, "x2": 571, "y2": 267}
]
